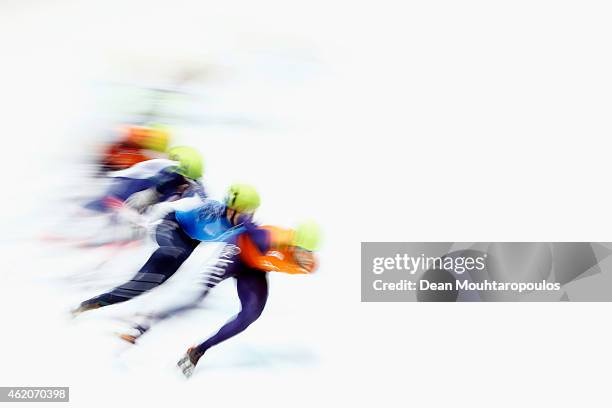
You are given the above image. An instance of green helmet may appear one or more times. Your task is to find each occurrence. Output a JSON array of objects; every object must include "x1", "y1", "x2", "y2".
[
  {"x1": 225, "y1": 183, "x2": 261, "y2": 213},
  {"x1": 168, "y1": 146, "x2": 204, "y2": 180},
  {"x1": 292, "y1": 220, "x2": 322, "y2": 251}
]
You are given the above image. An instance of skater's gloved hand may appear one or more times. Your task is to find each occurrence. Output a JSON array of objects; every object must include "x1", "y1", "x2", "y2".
[
  {"x1": 125, "y1": 188, "x2": 161, "y2": 213},
  {"x1": 293, "y1": 248, "x2": 316, "y2": 272}
]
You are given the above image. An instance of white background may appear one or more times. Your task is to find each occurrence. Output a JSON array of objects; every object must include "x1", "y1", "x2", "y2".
[{"x1": 1, "y1": 1, "x2": 611, "y2": 407}]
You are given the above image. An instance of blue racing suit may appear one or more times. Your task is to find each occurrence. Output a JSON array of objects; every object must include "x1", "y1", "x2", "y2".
[{"x1": 78, "y1": 200, "x2": 252, "y2": 307}]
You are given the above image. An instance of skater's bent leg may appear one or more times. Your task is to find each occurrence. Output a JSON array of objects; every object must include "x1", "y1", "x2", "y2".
[
  {"x1": 194, "y1": 270, "x2": 268, "y2": 356},
  {"x1": 126, "y1": 248, "x2": 235, "y2": 339},
  {"x1": 80, "y1": 246, "x2": 194, "y2": 306},
  {"x1": 78, "y1": 215, "x2": 199, "y2": 308}
]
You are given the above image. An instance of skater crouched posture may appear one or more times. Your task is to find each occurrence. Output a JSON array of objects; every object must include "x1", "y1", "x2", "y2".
[
  {"x1": 66, "y1": 146, "x2": 205, "y2": 247},
  {"x1": 72, "y1": 183, "x2": 261, "y2": 315},
  {"x1": 85, "y1": 145, "x2": 206, "y2": 214},
  {"x1": 173, "y1": 220, "x2": 322, "y2": 377}
]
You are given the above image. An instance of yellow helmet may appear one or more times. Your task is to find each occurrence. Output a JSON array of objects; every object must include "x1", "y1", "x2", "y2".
[
  {"x1": 168, "y1": 146, "x2": 204, "y2": 180},
  {"x1": 225, "y1": 184, "x2": 261, "y2": 213}
]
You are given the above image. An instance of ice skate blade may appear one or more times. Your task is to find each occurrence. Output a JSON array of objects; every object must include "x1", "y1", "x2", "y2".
[
  {"x1": 118, "y1": 333, "x2": 138, "y2": 344},
  {"x1": 177, "y1": 354, "x2": 195, "y2": 378}
]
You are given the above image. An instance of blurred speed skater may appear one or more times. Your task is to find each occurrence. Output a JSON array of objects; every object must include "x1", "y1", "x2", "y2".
[
  {"x1": 85, "y1": 145, "x2": 206, "y2": 214},
  {"x1": 174, "y1": 221, "x2": 321, "y2": 377},
  {"x1": 51, "y1": 146, "x2": 206, "y2": 246},
  {"x1": 72, "y1": 183, "x2": 261, "y2": 315},
  {"x1": 113, "y1": 221, "x2": 321, "y2": 377}
]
